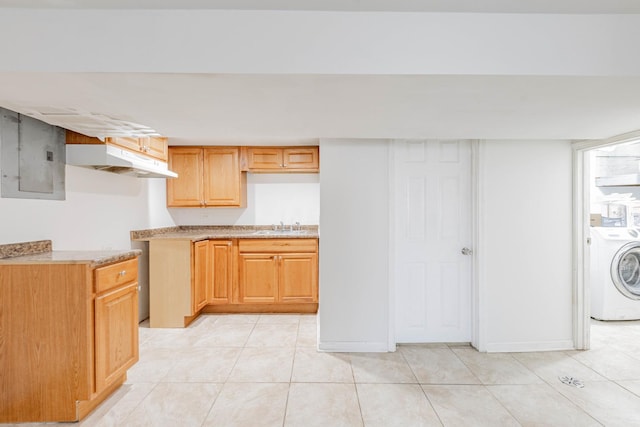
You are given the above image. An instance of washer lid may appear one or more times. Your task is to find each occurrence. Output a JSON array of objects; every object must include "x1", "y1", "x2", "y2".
[{"x1": 611, "y1": 242, "x2": 640, "y2": 300}]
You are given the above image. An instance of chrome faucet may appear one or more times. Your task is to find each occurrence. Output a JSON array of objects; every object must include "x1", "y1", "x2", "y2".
[{"x1": 280, "y1": 221, "x2": 285, "y2": 231}]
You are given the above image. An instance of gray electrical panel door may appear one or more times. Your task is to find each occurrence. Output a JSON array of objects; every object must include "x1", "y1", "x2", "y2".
[{"x1": 0, "y1": 108, "x2": 65, "y2": 200}]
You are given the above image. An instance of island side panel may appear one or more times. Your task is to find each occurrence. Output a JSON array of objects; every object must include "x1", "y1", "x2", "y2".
[
  {"x1": 0, "y1": 264, "x2": 92, "y2": 423},
  {"x1": 149, "y1": 240, "x2": 192, "y2": 327}
]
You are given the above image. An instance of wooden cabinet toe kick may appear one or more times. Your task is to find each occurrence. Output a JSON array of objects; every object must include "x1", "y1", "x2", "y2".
[{"x1": 201, "y1": 303, "x2": 318, "y2": 314}]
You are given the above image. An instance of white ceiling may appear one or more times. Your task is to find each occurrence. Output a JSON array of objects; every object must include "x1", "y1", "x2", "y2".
[
  {"x1": 2, "y1": 73, "x2": 640, "y2": 144},
  {"x1": 2, "y1": 0, "x2": 640, "y2": 14},
  {"x1": 1, "y1": 5, "x2": 640, "y2": 143}
]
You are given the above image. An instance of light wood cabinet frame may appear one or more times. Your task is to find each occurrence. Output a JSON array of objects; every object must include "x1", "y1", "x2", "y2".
[
  {"x1": 66, "y1": 130, "x2": 169, "y2": 162},
  {"x1": 209, "y1": 240, "x2": 234, "y2": 304},
  {"x1": 238, "y1": 238, "x2": 318, "y2": 304},
  {"x1": 0, "y1": 257, "x2": 139, "y2": 423},
  {"x1": 167, "y1": 146, "x2": 246, "y2": 208},
  {"x1": 148, "y1": 238, "x2": 318, "y2": 327},
  {"x1": 94, "y1": 282, "x2": 139, "y2": 392},
  {"x1": 241, "y1": 146, "x2": 319, "y2": 173}
]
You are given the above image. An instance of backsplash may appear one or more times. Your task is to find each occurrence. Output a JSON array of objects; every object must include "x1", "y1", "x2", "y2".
[{"x1": 167, "y1": 173, "x2": 319, "y2": 226}]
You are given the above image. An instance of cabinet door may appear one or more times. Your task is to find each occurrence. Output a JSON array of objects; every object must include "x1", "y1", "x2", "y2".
[
  {"x1": 95, "y1": 282, "x2": 139, "y2": 393},
  {"x1": 193, "y1": 240, "x2": 209, "y2": 313},
  {"x1": 238, "y1": 254, "x2": 278, "y2": 303},
  {"x1": 208, "y1": 240, "x2": 233, "y2": 304},
  {"x1": 106, "y1": 136, "x2": 142, "y2": 154},
  {"x1": 246, "y1": 147, "x2": 283, "y2": 170},
  {"x1": 140, "y1": 136, "x2": 168, "y2": 162},
  {"x1": 279, "y1": 253, "x2": 318, "y2": 303},
  {"x1": 167, "y1": 147, "x2": 203, "y2": 207},
  {"x1": 283, "y1": 147, "x2": 319, "y2": 172},
  {"x1": 203, "y1": 147, "x2": 243, "y2": 206}
]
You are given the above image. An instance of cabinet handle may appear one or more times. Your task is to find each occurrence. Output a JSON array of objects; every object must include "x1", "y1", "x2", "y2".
[{"x1": 118, "y1": 270, "x2": 127, "y2": 277}]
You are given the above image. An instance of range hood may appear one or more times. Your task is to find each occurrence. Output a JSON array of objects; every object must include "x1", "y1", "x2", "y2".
[{"x1": 66, "y1": 144, "x2": 178, "y2": 178}]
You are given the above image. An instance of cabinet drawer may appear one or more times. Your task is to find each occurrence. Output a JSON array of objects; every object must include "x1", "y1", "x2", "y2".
[
  {"x1": 95, "y1": 258, "x2": 138, "y2": 293},
  {"x1": 238, "y1": 239, "x2": 318, "y2": 253}
]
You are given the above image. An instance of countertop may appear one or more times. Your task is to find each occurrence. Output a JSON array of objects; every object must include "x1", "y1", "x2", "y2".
[
  {"x1": 131, "y1": 225, "x2": 319, "y2": 242},
  {"x1": 0, "y1": 240, "x2": 141, "y2": 268}
]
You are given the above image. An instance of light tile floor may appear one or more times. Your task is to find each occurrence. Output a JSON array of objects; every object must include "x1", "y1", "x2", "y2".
[{"x1": 11, "y1": 316, "x2": 640, "y2": 426}]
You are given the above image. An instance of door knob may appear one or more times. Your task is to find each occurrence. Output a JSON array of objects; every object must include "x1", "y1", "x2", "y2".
[{"x1": 461, "y1": 247, "x2": 473, "y2": 256}]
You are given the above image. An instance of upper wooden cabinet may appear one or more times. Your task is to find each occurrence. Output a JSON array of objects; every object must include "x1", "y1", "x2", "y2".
[
  {"x1": 166, "y1": 147, "x2": 203, "y2": 207},
  {"x1": 139, "y1": 136, "x2": 169, "y2": 161},
  {"x1": 66, "y1": 130, "x2": 169, "y2": 162},
  {"x1": 167, "y1": 147, "x2": 246, "y2": 208},
  {"x1": 243, "y1": 146, "x2": 319, "y2": 173}
]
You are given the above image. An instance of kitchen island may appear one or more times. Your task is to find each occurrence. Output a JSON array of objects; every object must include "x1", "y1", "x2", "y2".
[
  {"x1": 0, "y1": 240, "x2": 141, "y2": 423},
  {"x1": 132, "y1": 226, "x2": 319, "y2": 328}
]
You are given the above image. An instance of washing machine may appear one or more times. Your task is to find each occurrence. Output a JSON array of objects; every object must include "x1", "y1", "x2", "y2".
[{"x1": 590, "y1": 227, "x2": 640, "y2": 320}]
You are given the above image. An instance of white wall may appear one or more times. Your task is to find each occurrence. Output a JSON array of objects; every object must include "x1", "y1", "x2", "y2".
[
  {"x1": 479, "y1": 140, "x2": 574, "y2": 352},
  {"x1": 317, "y1": 138, "x2": 573, "y2": 353},
  {"x1": 318, "y1": 139, "x2": 390, "y2": 352},
  {"x1": 0, "y1": 161, "x2": 176, "y2": 321},
  {"x1": 0, "y1": 165, "x2": 174, "y2": 249},
  {"x1": 168, "y1": 173, "x2": 319, "y2": 226}
]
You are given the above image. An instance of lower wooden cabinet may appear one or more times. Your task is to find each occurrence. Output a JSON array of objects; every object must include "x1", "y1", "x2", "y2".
[
  {"x1": 92, "y1": 259, "x2": 140, "y2": 396},
  {"x1": 94, "y1": 281, "x2": 139, "y2": 392},
  {"x1": 0, "y1": 257, "x2": 140, "y2": 423},
  {"x1": 148, "y1": 237, "x2": 318, "y2": 327},
  {"x1": 208, "y1": 240, "x2": 234, "y2": 304},
  {"x1": 193, "y1": 240, "x2": 209, "y2": 313},
  {"x1": 279, "y1": 253, "x2": 318, "y2": 303},
  {"x1": 238, "y1": 239, "x2": 318, "y2": 304},
  {"x1": 238, "y1": 253, "x2": 279, "y2": 303}
]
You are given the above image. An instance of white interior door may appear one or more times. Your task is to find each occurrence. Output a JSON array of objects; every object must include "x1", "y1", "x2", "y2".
[{"x1": 394, "y1": 140, "x2": 472, "y2": 343}]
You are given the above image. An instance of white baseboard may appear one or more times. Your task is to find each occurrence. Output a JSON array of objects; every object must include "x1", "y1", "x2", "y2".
[
  {"x1": 318, "y1": 341, "x2": 391, "y2": 353},
  {"x1": 485, "y1": 340, "x2": 574, "y2": 353}
]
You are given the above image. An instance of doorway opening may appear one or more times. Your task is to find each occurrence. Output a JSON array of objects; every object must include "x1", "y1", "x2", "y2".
[{"x1": 574, "y1": 132, "x2": 640, "y2": 350}]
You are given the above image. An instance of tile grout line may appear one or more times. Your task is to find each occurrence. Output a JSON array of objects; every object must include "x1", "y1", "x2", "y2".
[
  {"x1": 447, "y1": 344, "x2": 483, "y2": 385},
  {"x1": 467, "y1": 348, "x2": 604, "y2": 427},
  {"x1": 396, "y1": 345, "x2": 421, "y2": 384},
  {"x1": 350, "y1": 351, "x2": 366, "y2": 426},
  {"x1": 282, "y1": 318, "x2": 302, "y2": 427},
  {"x1": 615, "y1": 379, "x2": 640, "y2": 399},
  {"x1": 563, "y1": 348, "x2": 625, "y2": 380},
  {"x1": 449, "y1": 346, "x2": 526, "y2": 426},
  {"x1": 198, "y1": 315, "x2": 235, "y2": 427},
  {"x1": 397, "y1": 346, "x2": 445, "y2": 427}
]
